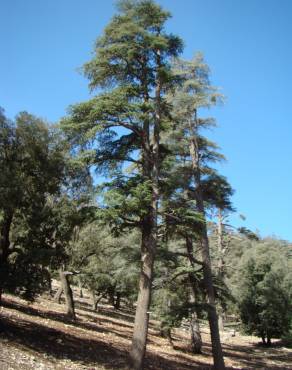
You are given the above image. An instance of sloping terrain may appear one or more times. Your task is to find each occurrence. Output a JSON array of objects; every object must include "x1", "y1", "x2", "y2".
[{"x1": 0, "y1": 285, "x2": 291, "y2": 370}]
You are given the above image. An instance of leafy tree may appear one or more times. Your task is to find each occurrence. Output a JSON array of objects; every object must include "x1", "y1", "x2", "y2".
[
  {"x1": 235, "y1": 240, "x2": 292, "y2": 345},
  {"x1": 69, "y1": 223, "x2": 140, "y2": 310},
  {"x1": 0, "y1": 109, "x2": 65, "y2": 300},
  {"x1": 48, "y1": 177, "x2": 96, "y2": 318}
]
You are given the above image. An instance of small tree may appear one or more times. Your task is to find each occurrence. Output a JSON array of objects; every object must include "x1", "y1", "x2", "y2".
[{"x1": 236, "y1": 242, "x2": 292, "y2": 345}]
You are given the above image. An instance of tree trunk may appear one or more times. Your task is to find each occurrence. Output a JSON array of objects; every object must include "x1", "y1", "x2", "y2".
[
  {"x1": 200, "y1": 228, "x2": 225, "y2": 370},
  {"x1": 267, "y1": 334, "x2": 271, "y2": 346},
  {"x1": 217, "y1": 209, "x2": 224, "y2": 278},
  {"x1": 129, "y1": 224, "x2": 156, "y2": 370},
  {"x1": 217, "y1": 209, "x2": 225, "y2": 332},
  {"x1": 160, "y1": 326, "x2": 174, "y2": 348},
  {"x1": 92, "y1": 291, "x2": 105, "y2": 311},
  {"x1": 188, "y1": 115, "x2": 225, "y2": 370},
  {"x1": 190, "y1": 312, "x2": 202, "y2": 354},
  {"x1": 78, "y1": 279, "x2": 83, "y2": 298},
  {"x1": 129, "y1": 52, "x2": 161, "y2": 369},
  {"x1": 48, "y1": 277, "x2": 54, "y2": 297},
  {"x1": 0, "y1": 211, "x2": 13, "y2": 303},
  {"x1": 218, "y1": 311, "x2": 224, "y2": 332},
  {"x1": 54, "y1": 286, "x2": 63, "y2": 303},
  {"x1": 59, "y1": 268, "x2": 75, "y2": 319},
  {"x1": 91, "y1": 290, "x2": 97, "y2": 310},
  {"x1": 108, "y1": 289, "x2": 115, "y2": 308},
  {"x1": 185, "y1": 237, "x2": 203, "y2": 354},
  {"x1": 114, "y1": 292, "x2": 121, "y2": 310}
]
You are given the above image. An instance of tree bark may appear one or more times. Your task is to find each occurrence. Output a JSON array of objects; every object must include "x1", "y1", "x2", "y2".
[
  {"x1": 217, "y1": 209, "x2": 224, "y2": 278},
  {"x1": 185, "y1": 236, "x2": 202, "y2": 354},
  {"x1": 160, "y1": 326, "x2": 174, "y2": 348},
  {"x1": 114, "y1": 292, "x2": 121, "y2": 310},
  {"x1": 91, "y1": 290, "x2": 97, "y2": 310},
  {"x1": 91, "y1": 291, "x2": 105, "y2": 311},
  {"x1": 217, "y1": 209, "x2": 225, "y2": 331},
  {"x1": 200, "y1": 231, "x2": 225, "y2": 369},
  {"x1": 54, "y1": 286, "x2": 63, "y2": 303},
  {"x1": 59, "y1": 268, "x2": 75, "y2": 319},
  {"x1": 129, "y1": 55, "x2": 161, "y2": 369},
  {"x1": 78, "y1": 279, "x2": 83, "y2": 298},
  {"x1": 267, "y1": 337, "x2": 271, "y2": 346},
  {"x1": 0, "y1": 211, "x2": 13, "y2": 303},
  {"x1": 218, "y1": 310, "x2": 224, "y2": 332},
  {"x1": 188, "y1": 115, "x2": 225, "y2": 370},
  {"x1": 108, "y1": 288, "x2": 115, "y2": 308},
  {"x1": 130, "y1": 222, "x2": 156, "y2": 370},
  {"x1": 190, "y1": 312, "x2": 202, "y2": 354},
  {"x1": 48, "y1": 277, "x2": 54, "y2": 297}
]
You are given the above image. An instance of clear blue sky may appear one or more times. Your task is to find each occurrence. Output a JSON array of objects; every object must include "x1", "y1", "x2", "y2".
[{"x1": 1, "y1": 0, "x2": 292, "y2": 241}]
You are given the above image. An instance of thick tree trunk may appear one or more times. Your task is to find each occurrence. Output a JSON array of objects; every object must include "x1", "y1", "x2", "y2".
[
  {"x1": 200, "y1": 228, "x2": 225, "y2": 370},
  {"x1": 188, "y1": 116, "x2": 225, "y2": 370},
  {"x1": 130, "y1": 224, "x2": 156, "y2": 370},
  {"x1": 130, "y1": 53, "x2": 161, "y2": 369},
  {"x1": 59, "y1": 268, "x2": 75, "y2": 319}
]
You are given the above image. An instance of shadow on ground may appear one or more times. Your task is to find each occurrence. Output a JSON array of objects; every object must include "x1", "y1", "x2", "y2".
[
  {"x1": 0, "y1": 298, "x2": 213, "y2": 369},
  {"x1": 1, "y1": 297, "x2": 291, "y2": 369}
]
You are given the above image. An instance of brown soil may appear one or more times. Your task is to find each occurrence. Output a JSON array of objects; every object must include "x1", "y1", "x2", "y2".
[{"x1": 0, "y1": 284, "x2": 291, "y2": 370}]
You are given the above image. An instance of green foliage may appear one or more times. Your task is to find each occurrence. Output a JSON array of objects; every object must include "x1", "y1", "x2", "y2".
[
  {"x1": 235, "y1": 242, "x2": 292, "y2": 342},
  {"x1": 69, "y1": 222, "x2": 140, "y2": 304},
  {"x1": 98, "y1": 175, "x2": 152, "y2": 233},
  {"x1": 152, "y1": 281, "x2": 190, "y2": 331},
  {"x1": 0, "y1": 109, "x2": 67, "y2": 298},
  {"x1": 0, "y1": 110, "x2": 64, "y2": 215},
  {"x1": 3, "y1": 4, "x2": 291, "y2": 361}
]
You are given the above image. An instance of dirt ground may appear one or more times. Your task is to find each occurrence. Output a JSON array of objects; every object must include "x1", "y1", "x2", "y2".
[{"x1": 0, "y1": 284, "x2": 291, "y2": 370}]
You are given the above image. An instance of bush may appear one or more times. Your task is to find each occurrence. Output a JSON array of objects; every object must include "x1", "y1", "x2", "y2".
[{"x1": 235, "y1": 242, "x2": 292, "y2": 345}]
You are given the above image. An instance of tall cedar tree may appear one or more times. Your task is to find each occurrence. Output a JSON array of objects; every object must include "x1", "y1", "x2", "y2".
[
  {"x1": 168, "y1": 54, "x2": 226, "y2": 369},
  {"x1": 61, "y1": 1, "x2": 182, "y2": 368}
]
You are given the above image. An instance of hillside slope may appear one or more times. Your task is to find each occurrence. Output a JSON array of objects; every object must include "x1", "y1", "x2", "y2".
[{"x1": 0, "y1": 285, "x2": 291, "y2": 369}]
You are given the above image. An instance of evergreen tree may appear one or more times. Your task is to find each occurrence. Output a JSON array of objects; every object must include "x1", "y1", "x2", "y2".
[
  {"x1": 166, "y1": 54, "x2": 226, "y2": 369},
  {"x1": 61, "y1": 1, "x2": 183, "y2": 367}
]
